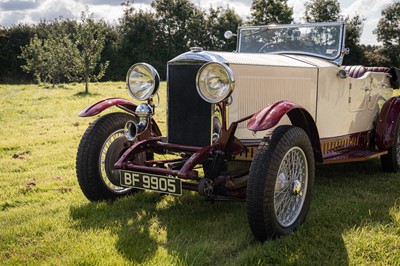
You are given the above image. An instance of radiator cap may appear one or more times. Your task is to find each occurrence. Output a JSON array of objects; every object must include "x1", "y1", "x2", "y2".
[{"x1": 190, "y1": 46, "x2": 203, "y2": 52}]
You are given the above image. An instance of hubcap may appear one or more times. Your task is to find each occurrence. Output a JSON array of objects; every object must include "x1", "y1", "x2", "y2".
[{"x1": 274, "y1": 147, "x2": 308, "y2": 227}]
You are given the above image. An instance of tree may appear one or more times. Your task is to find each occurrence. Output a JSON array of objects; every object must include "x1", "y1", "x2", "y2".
[
  {"x1": 74, "y1": 8, "x2": 109, "y2": 93},
  {"x1": 46, "y1": 20, "x2": 81, "y2": 85},
  {"x1": 304, "y1": 0, "x2": 340, "y2": 22},
  {"x1": 343, "y1": 15, "x2": 366, "y2": 65},
  {"x1": 249, "y1": 0, "x2": 293, "y2": 25},
  {"x1": 19, "y1": 14, "x2": 110, "y2": 89},
  {"x1": 149, "y1": 0, "x2": 209, "y2": 77},
  {"x1": 100, "y1": 25, "x2": 121, "y2": 81},
  {"x1": 152, "y1": 0, "x2": 207, "y2": 55},
  {"x1": 19, "y1": 35, "x2": 46, "y2": 83},
  {"x1": 19, "y1": 20, "x2": 81, "y2": 86},
  {"x1": 304, "y1": 0, "x2": 367, "y2": 65},
  {"x1": 205, "y1": 7, "x2": 242, "y2": 51},
  {"x1": 375, "y1": 2, "x2": 400, "y2": 67},
  {"x1": 118, "y1": 2, "x2": 242, "y2": 79},
  {"x1": 0, "y1": 24, "x2": 36, "y2": 83},
  {"x1": 118, "y1": 3, "x2": 161, "y2": 78},
  {"x1": 362, "y1": 45, "x2": 390, "y2": 66}
]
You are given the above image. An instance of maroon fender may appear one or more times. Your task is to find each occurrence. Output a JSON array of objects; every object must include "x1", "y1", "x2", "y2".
[
  {"x1": 78, "y1": 98, "x2": 137, "y2": 117},
  {"x1": 79, "y1": 98, "x2": 162, "y2": 137},
  {"x1": 247, "y1": 101, "x2": 301, "y2": 131},
  {"x1": 376, "y1": 96, "x2": 400, "y2": 150},
  {"x1": 247, "y1": 100, "x2": 322, "y2": 162}
]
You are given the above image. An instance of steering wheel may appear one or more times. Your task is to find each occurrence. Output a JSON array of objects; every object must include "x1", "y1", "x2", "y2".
[{"x1": 258, "y1": 42, "x2": 289, "y2": 53}]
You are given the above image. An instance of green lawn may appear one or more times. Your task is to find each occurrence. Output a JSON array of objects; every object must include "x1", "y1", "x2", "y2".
[{"x1": 1, "y1": 82, "x2": 400, "y2": 265}]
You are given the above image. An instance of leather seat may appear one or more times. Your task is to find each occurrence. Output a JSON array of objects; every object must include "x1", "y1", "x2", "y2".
[
  {"x1": 365, "y1": 66, "x2": 390, "y2": 73},
  {"x1": 342, "y1": 65, "x2": 366, "y2": 78},
  {"x1": 342, "y1": 65, "x2": 391, "y2": 79}
]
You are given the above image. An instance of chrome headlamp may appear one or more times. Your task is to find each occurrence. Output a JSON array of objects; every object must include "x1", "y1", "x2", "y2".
[
  {"x1": 196, "y1": 62, "x2": 235, "y2": 104},
  {"x1": 126, "y1": 63, "x2": 160, "y2": 101}
]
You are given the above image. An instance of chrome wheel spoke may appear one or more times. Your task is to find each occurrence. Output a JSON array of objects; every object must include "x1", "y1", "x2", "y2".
[
  {"x1": 274, "y1": 147, "x2": 308, "y2": 227},
  {"x1": 275, "y1": 186, "x2": 290, "y2": 197},
  {"x1": 275, "y1": 192, "x2": 290, "y2": 212}
]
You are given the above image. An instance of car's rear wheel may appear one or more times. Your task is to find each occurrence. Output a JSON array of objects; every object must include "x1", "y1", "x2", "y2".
[
  {"x1": 247, "y1": 125, "x2": 315, "y2": 241},
  {"x1": 76, "y1": 112, "x2": 146, "y2": 201},
  {"x1": 381, "y1": 116, "x2": 400, "y2": 172}
]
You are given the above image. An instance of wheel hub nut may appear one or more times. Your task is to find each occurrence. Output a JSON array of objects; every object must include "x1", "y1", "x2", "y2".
[{"x1": 292, "y1": 180, "x2": 302, "y2": 195}]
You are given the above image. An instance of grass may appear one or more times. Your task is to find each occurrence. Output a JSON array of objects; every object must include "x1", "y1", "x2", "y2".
[{"x1": 1, "y1": 82, "x2": 400, "y2": 265}]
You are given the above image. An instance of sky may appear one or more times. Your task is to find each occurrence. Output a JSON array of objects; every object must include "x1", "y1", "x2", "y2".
[{"x1": 0, "y1": 0, "x2": 398, "y2": 45}]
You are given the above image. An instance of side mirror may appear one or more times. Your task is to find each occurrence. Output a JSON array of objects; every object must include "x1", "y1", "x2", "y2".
[{"x1": 224, "y1": 31, "x2": 234, "y2": 40}]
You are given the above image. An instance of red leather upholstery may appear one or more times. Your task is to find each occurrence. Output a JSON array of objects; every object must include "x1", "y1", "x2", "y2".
[
  {"x1": 343, "y1": 65, "x2": 366, "y2": 78},
  {"x1": 365, "y1": 67, "x2": 390, "y2": 73},
  {"x1": 342, "y1": 65, "x2": 390, "y2": 78}
]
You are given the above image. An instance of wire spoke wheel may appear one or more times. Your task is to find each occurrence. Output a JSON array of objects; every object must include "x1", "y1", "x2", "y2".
[
  {"x1": 247, "y1": 125, "x2": 315, "y2": 241},
  {"x1": 76, "y1": 112, "x2": 149, "y2": 201},
  {"x1": 274, "y1": 147, "x2": 308, "y2": 227}
]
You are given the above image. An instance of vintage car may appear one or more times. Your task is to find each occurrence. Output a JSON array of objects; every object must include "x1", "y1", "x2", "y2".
[{"x1": 76, "y1": 22, "x2": 400, "y2": 241}]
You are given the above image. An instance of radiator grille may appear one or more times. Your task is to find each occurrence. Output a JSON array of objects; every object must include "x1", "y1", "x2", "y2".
[{"x1": 167, "y1": 64, "x2": 212, "y2": 146}]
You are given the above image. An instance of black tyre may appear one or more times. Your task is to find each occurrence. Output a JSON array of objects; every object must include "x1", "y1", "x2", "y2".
[
  {"x1": 76, "y1": 112, "x2": 146, "y2": 201},
  {"x1": 381, "y1": 116, "x2": 400, "y2": 172},
  {"x1": 247, "y1": 125, "x2": 315, "y2": 241}
]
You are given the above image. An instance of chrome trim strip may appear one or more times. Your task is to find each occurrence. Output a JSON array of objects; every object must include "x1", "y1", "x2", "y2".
[{"x1": 168, "y1": 51, "x2": 228, "y2": 65}]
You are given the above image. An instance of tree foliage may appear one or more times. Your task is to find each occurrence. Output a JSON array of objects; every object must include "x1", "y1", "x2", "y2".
[
  {"x1": 19, "y1": 35, "x2": 45, "y2": 83},
  {"x1": 304, "y1": 0, "x2": 340, "y2": 22},
  {"x1": 19, "y1": 10, "x2": 109, "y2": 92},
  {"x1": 19, "y1": 20, "x2": 81, "y2": 86},
  {"x1": 342, "y1": 15, "x2": 366, "y2": 65},
  {"x1": 75, "y1": 9, "x2": 109, "y2": 93},
  {"x1": 0, "y1": 24, "x2": 36, "y2": 83},
  {"x1": 304, "y1": 0, "x2": 370, "y2": 66},
  {"x1": 2, "y1": 0, "x2": 399, "y2": 84},
  {"x1": 249, "y1": 0, "x2": 293, "y2": 25},
  {"x1": 362, "y1": 45, "x2": 390, "y2": 66},
  {"x1": 151, "y1": 0, "x2": 208, "y2": 60},
  {"x1": 205, "y1": 7, "x2": 242, "y2": 51},
  {"x1": 118, "y1": 4, "x2": 160, "y2": 78},
  {"x1": 375, "y1": 2, "x2": 400, "y2": 67},
  {"x1": 99, "y1": 25, "x2": 120, "y2": 81},
  {"x1": 118, "y1": 0, "x2": 242, "y2": 79}
]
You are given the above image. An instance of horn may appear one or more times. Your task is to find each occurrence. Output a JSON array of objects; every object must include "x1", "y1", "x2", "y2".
[{"x1": 124, "y1": 104, "x2": 153, "y2": 141}]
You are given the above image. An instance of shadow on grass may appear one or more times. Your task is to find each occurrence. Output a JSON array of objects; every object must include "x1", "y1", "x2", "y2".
[
  {"x1": 70, "y1": 192, "x2": 250, "y2": 265},
  {"x1": 69, "y1": 159, "x2": 400, "y2": 265},
  {"x1": 73, "y1": 91, "x2": 101, "y2": 97}
]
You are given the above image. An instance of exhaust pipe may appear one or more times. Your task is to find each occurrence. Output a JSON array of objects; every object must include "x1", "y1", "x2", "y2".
[{"x1": 124, "y1": 104, "x2": 153, "y2": 141}]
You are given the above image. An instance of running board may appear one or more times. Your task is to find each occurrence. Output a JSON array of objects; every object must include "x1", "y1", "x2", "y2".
[{"x1": 323, "y1": 150, "x2": 388, "y2": 164}]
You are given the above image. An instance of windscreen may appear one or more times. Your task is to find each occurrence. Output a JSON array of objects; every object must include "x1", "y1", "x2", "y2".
[{"x1": 238, "y1": 23, "x2": 343, "y2": 60}]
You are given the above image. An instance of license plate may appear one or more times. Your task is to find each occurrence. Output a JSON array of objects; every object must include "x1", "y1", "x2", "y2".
[{"x1": 120, "y1": 170, "x2": 182, "y2": 196}]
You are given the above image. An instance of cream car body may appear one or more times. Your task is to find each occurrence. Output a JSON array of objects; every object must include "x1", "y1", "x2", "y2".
[{"x1": 220, "y1": 52, "x2": 393, "y2": 139}]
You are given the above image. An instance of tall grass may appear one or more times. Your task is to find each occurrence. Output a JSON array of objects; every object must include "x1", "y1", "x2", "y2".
[{"x1": 0, "y1": 82, "x2": 400, "y2": 265}]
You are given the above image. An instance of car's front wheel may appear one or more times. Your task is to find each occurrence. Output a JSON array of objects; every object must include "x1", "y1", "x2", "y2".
[
  {"x1": 247, "y1": 125, "x2": 315, "y2": 241},
  {"x1": 381, "y1": 116, "x2": 400, "y2": 172},
  {"x1": 76, "y1": 112, "x2": 147, "y2": 201}
]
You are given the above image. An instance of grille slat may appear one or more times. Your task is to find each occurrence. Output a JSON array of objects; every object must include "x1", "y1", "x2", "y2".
[{"x1": 167, "y1": 64, "x2": 212, "y2": 146}]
